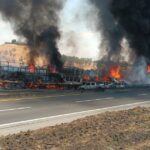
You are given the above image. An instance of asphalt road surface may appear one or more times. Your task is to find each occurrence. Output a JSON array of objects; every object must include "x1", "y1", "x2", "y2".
[{"x1": 0, "y1": 88, "x2": 150, "y2": 126}]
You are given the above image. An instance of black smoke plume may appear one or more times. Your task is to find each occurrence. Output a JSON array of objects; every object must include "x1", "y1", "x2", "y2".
[
  {"x1": 110, "y1": 0, "x2": 150, "y2": 64},
  {"x1": 90, "y1": 0, "x2": 123, "y2": 62},
  {"x1": 0, "y1": 0, "x2": 64, "y2": 70}
]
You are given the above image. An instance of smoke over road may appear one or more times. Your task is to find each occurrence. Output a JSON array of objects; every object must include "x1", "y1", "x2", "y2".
[
  {"x1": 0, "y1": 0, "x2": 64, "y2": 70},
  {"x1": 91, "y1": 0, "x2": 150, "y2": 64},
  {"x1": 90, "y1": 0, "x2": 123, "y2": 62},
  {"x1": 109, "y1": 0, "x2": 150, "y2": 83},
  {"x1": 89, "y1": 0, "x2": 150, "y2": 83},
  {"x1": 110, "y1": 0, "x2": 150, "y2": 64}
]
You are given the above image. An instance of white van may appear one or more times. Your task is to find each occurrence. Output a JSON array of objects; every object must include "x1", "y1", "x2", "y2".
[{"x1": 79, "y1": 82, "x2": 99, "y2": 90}]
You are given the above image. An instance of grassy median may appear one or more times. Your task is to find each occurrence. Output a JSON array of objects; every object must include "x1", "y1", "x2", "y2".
[{"x1": 0, "y1": 107, "x2": 150, "y2": 150}]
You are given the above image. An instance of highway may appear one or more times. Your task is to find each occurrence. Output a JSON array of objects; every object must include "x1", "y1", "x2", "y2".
[{"x1": 0, "y1": 88, "x2": 150, "y2": 135}]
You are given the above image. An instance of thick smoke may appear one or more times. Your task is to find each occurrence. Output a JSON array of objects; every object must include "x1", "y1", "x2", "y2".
[
  {"x1": 128, "y1": 57, "x2": 150, "y2": 84},
  {"x1": 0, "y1": 0, "x2": 64, "y2": 70},
  {"x1": 90, "y1": 0, "x2": 123, "y2": 62},
  {"x1": 90, "y1": 0, "x2": 150, "y2": 83},
  {"x1": 110, "y1": 0, "x2": 150, "y2": 64}
]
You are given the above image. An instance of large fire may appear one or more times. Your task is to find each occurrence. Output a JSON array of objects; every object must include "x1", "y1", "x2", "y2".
[
  {"x1": 109, "y1": 66, "x2": 122, "y2": 79},
  {"x1": 82, "y1": 65, "x2": 123, "y2": 82}
]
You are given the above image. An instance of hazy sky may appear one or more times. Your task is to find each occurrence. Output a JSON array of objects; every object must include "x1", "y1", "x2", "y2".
[
  {"x1": 0, "y1": 0, "x2": 100, "y2": 59},
  {"x1": 0, "y1": 14, "x2": 18, "y2": 43}
]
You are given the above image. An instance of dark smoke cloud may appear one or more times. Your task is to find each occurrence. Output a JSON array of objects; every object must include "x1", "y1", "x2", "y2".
[
  {"x1": 0, "y1": 0, "x2": 64, "y2": 70},
  {"x1": 90, "y1": 0, "x2": 124, "y2": 62},
  {"x1": 110, "y1": 0, "x2": 150, "y2": 63}
]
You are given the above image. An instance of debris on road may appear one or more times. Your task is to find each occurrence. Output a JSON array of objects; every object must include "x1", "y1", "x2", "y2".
[{"x1": 0, "y1": 107, "x2": 149, "y2": 150}]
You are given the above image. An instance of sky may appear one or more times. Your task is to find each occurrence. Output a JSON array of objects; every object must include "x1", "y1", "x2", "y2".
[
  {"x1": 0, "y1": 14, "x2": 18, "y2": 43},
  {"x1": 0, "y1": 0, "x2": 100, "y2": 60}
]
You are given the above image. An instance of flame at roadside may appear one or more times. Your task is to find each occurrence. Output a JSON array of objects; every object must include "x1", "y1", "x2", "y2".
[
  {"x1": 28, "y1": 64, "x2": 36, "y2": 73},
  {"x1": 147, "y1": 66, "x2": 150, "y2": 73},
  {"x1": 109, "y1": 66, "x2": 123, "y2": 79}
]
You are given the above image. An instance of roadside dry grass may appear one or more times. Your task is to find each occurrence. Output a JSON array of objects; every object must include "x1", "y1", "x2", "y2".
[{"x1": 0, "y1": 107, "x2": 149, "y2": 150}]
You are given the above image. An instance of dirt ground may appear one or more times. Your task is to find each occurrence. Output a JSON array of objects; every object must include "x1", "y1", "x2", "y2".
[{"x1": 0, "y1": 107, "x2": 150, "y2": 150}]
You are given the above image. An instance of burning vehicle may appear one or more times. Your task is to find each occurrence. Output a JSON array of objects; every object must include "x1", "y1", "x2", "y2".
[
  {"x1": 80, "y1": 63, "x2": 130, "y2": 89},
  {"x1": 0, "y1": 61, "x2": 83, "y2": 90},
  {"x1": 1, "y1": 56, "x2": 150, "y2": 90}
]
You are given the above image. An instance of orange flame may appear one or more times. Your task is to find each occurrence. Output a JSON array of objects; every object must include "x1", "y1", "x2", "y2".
[
  {"x1": 109, "y1": 66, "x2": 122, "y2": 79},
  {"x1": 28, "y1": 64, "x2": 36, "y2": 73},
  {"x1": 83, "y1": 75, "x2": 91, "y2": 81},
  {"x1": 95, "y1": 75, "x2": 101, "y2": 82},
  {"x1": 147, "y1": 66, "x2": 150, "y2": 73}
]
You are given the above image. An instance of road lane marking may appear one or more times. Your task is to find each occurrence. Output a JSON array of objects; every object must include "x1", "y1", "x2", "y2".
[
  {"x1": 0, "y1": 94, "x2": 9, "y2": 96},
  {"x1": 76, "y1": 97, "x2": 114, "y2": 103},
  {"x1": 0, "y1": 101, "x2": 149, "y2": 129},
  {"x1": 45, "y1": 93, "x2": 81, "y2": 98},
  {"x1": 0, "y1": 107, "x2": 31, "y2": 112},
  {"x1": 138, "y1": 93, "x2": 148, "y2": 96},
  {"x1": 0, "y1": 93, "x2": 81, "y2": 102}
]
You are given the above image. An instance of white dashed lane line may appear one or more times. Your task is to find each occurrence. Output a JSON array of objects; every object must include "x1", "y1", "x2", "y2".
[
  {"x1": 0, "y1": 93, "x2": 81, "y2": 102},
  {"x1": 138, "y1": 93, "x2": 149, "y2": 96},
  {"x1": 76, "y1": 97, "x2": 114, "y2": 103},
  {"x1": 0, "y1": 107, "x2": 31, "y2": 112}
]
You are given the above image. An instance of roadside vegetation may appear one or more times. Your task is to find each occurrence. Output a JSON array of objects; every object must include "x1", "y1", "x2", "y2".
[{"x1": 0, "y1": 107, "x2": 150, "y2": 150}]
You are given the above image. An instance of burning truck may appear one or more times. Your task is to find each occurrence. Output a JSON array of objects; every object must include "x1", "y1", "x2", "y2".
[
  {"x1": 1, "y1": 60, "x2": 150, "y2": 90},
  {"x1": 0, "y1": 61, "x2": 82, "y2": 90}
]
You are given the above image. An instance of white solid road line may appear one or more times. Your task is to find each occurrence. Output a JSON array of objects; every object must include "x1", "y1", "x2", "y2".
[
  {"x1": 76, "y1": 97, "x2": 114, "y2": 103},
  {"x1": 0, "y1": 101, "x2": 149, "y2": 129},
  {"x1": 0, "y1": 107, "x2": 31, "y2": 112}
]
